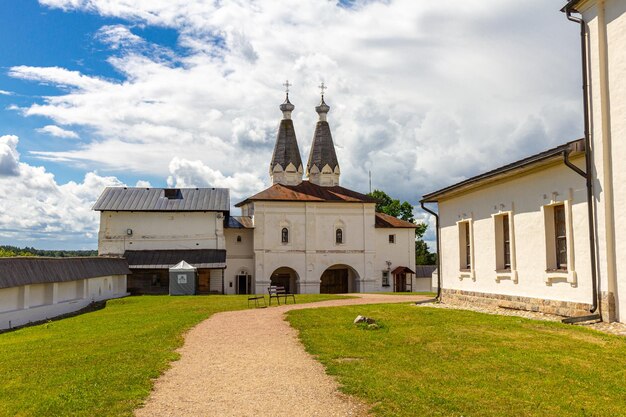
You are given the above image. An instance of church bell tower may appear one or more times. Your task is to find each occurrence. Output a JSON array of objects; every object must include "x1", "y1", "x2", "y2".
[
  {"x1": 306, "y1": 82, "x2": 340, "y2": 187},
  {"x1": 269, "y1": 81, "x2": 304, "y2": 186}
]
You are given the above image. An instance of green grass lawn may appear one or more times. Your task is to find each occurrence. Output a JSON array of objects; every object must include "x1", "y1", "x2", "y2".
[
  {"x1": 0, "y1": 294, "x2": 346, "y2": 417},
  {"x1": 287, "y1": 304, "x2": 626, "y2": 417}
]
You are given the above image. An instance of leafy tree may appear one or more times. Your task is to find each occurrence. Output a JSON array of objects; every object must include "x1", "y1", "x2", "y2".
[
  {"x1": 368, "y1": 189, "x2": 415, "y2": 222},
  {"x1": 367, "y1": 189, "x2": 436, "y2": 265}
]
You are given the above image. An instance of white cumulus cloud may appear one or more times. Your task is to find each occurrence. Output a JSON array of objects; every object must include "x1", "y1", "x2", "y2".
[{"x1": 36, "y1": 125, "x2": 80, "y2": 139}]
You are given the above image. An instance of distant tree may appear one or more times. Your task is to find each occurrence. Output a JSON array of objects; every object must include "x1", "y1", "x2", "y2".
[
  {"x1": 367, "y1": 189, "x2": 436, "y2": 265},
  {"x1": 368, "y1": 189, "x2": 415, "y2": 222},
  {"x1": 0, "y1": 247, "x2": 36, "y2": 257},
  {"x1": 0, "y1": 245, "x2": 96, "y2": 257}
]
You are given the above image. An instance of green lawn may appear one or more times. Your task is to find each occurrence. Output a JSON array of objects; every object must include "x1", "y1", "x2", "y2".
[
  {"x1": 287, "y1": 304, "x2": 626, "y2": 417},
  {"x1": 0, "y1": 294, "x2": 346, "y2": 417}
]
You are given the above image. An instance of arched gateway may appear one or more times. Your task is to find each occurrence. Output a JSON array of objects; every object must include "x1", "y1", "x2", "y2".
[
  {"x1": 320, "y1": 264, "x2": 360, "y2": 294},
  {"x1": 269, "y1": 267, "x2": 299, "y2": 294}
]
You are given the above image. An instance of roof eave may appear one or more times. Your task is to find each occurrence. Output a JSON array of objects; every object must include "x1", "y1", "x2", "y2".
[{"x1": 421, "y1": 139, "x2": 585, "y2": 203}]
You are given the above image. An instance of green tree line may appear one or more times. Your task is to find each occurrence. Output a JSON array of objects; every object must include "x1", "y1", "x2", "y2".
[{"x1": 0, "y1": 245, "x2": 97, "y2": 258}]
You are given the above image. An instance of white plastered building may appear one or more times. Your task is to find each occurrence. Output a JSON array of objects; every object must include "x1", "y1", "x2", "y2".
[
  {"x1": 421, "y1": 0, "x2": 625, "y2": 323},
  {"x1": 95, "y1": 93, "x2": 418, "y2": 295}
]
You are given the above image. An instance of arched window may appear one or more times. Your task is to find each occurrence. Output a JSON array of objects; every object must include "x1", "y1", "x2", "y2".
[
  {"x1": 236, "y1": 235, "x2": 242, "y2": 243},
  {"x1": 335, "y1": 228, "x2": 343, "y2": 244},
  {"x1": 281, "y1": 227, "x2": 289, "y2": 243}
]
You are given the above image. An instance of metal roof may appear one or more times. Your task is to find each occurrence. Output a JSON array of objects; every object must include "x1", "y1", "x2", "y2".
[
  {"x1": 414, "y1": 265, "x2": 437, "y2": 278},
  {"x1": 93, "y1": 187, "x2": 230, "y2": 212},
  {"x1": 421, "y1": 139, "x2": 585, "y2": 202},
  {"x1": 0, "y1": 257, "x2": 130, "y2": 289},
  {"x1": 307, "y1": 120, "x2": 339, "y2": 174},
  {"x1": 226, "y1": 216, "x2": 254, "y2": 229},
  {"x1": 236, "y1": 180, "x2": 376, "y2": 206},
  {"x1": 374, "y1": 212, "x2": 419, "y2": 228},
  {"x1": 123, "y1": 249, "x2": 226, "y2": 269},
  {"x1": 270, "y1": 118, "x2": 303, "y2": 173}
]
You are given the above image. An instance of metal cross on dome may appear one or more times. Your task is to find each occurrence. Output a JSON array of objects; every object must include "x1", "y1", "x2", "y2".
[
  {"x1": 319, "y1": 81, "x2": 327, "y2": 98},
  {"x1": 283, "y1": 80, "x2": 292, "y2": 95}
]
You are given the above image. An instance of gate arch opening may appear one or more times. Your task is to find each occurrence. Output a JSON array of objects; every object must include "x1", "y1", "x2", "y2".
[
  {"x1": 320, "y1": 264, "x2": 360, "y2": 294},
  {"x1": 269, "y1": 267, "x2": 299, "y2": 294}
]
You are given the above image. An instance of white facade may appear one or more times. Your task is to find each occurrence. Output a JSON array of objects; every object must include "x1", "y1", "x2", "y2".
[
  {"x1": 243, "y1": 200, "x2": 416, "y2": 294},
  {"x1": 436, "y1": 156, "x2": 593, "y2": 306},
  {"x1": 98, "y1": 211, "x2": 225, "y2": 255},
  {"x1": 0, "y1": 274, "x2": 127, "y2": 330},
  {"x1": 577, "y1": 0, "x2": 625, "y2": 322}
]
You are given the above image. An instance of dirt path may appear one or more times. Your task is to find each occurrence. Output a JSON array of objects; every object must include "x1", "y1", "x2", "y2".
[{"x1": 135, "y1": 293, "x2": 430, "y2": 417}]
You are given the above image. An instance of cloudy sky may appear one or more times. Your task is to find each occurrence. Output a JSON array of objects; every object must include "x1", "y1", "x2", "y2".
[{"x1": 0, "y1": 0, "x2": 582, "y2": 249}]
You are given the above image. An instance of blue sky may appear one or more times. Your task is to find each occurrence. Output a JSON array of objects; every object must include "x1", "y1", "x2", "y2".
[{"x1": 0, "y1": 0, "x2": 582, "y2": 249}]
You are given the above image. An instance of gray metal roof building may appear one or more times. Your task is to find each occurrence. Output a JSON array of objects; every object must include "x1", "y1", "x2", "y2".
[
  {"x1": 0, "y1": 257, "x2": 131, "y2": 289},
  {"x1": 93, "y1": 187, "x2": 230, "y2": 212},
  {"x1": 123, "y1": 249, "x2": 227, "y2": 269}
]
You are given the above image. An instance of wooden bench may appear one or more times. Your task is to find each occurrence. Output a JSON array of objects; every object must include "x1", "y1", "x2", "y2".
[
  {"x1": 268, "y1": 285, "x2": 296, "y2": 306},
  {"x1": 247, "y1": 294, "x2": 266, "y2": 308}
]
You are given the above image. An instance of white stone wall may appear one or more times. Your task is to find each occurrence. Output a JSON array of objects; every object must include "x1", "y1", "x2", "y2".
[
  {"x1": 98, "y1": 211, "x2": 224, "y2": 255},
  {"x1": 580, "y1": 0, "x2": 626, "y2": 322},
  {"x1": 438, "y1": 157, "x2": 593, "y2": 305},
  {"x1": 224, "y1": 228, "x2": 255, "y2": 294},
  {"x1": 374, "y1": 228, "x2": 417, "y2": 291},
  {"x1": 0, "y1": 274, "x2": 128, "y2": 330}
]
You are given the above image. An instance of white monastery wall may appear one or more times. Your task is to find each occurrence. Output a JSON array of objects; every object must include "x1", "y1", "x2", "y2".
[
  {"x1": 581, "y1": 0, "x2": 626, "y2": 321},
  {"x1": 0, "y1": 275, "x2": 127, "y2": 330},
  {"x1": 98, "y1": 211, "x2": 224, "y2": 255},
  {"x1": 438, "y1": 158, "x2": 593, "y2": 305}
]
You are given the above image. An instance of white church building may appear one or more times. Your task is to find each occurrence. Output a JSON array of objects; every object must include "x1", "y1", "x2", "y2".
[
  {"x1": 95, "y1": 91, "x2": 418, "y2": 295},
  {"x1": 422, "y1": 0, "x2": 626, "y2": 323}
]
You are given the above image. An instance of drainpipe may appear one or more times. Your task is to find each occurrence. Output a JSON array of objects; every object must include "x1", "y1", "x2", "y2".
[
  {"x1": 420, "y1": 201, "x2": 441, "y2": 301},
  {"x1": 563, "y1": 3, "x2": 599, "y2": 314}
]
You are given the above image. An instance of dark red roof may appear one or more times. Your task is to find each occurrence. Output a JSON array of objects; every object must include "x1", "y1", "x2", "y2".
[
  {"x1": 236, "y1": 181, "x2": 376, "y2": 206},
  {"x1": 375, "y1": 212, "x2": 419, "y2": 228},
  {"x1": 391, "y1": 266, "x2": 416, "y2": 275}
]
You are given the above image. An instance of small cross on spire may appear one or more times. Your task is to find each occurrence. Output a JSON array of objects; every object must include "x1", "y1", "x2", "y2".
[
  {"x1": 319, "y1": 81, "x2": 327, "y2": 98},
  {"x1": 283, "y1": 80, "x2": 292, "y2": 96}
]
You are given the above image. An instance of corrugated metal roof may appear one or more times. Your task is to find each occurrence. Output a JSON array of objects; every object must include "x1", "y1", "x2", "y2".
[
  {"x1": 414, "y1": 265, "x2": 437, "y2": 278},
  {"x1": 374, "y1": 212, "x2": 419, "y2": 228},
  {"x1": 421, "y1": 139, "x2": 585, "y2": 202},
  {"x1": 93, "y1": 187, "x2": 230, "y2": 212},
  {"x1": 0, "y1": 257, "x2": 130, "y2": 289},
  {"x1": 236, "y1": 181, "x2": 376, "y2": 206},
  {"x1": 226, "y1": 216, "x2": 254, "y2": 229},
  {"x1": 124, "y1": 249, "x2": 226, "y2": 269}
]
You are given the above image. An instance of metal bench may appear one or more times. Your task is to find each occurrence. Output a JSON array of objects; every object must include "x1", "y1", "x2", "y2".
[
  {"x1": 268, "y1": 285, "x2": 296, "y2": 306},
  {"x1": 247, "y1": 294, "x2": 266, "y2": 308}
]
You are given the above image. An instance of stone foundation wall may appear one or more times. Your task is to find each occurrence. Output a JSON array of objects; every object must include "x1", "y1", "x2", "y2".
[
  {"x1": 599, "y1": 291, "x2": 616, "y2": 322},
  {"x1": 441, "y1": 289, "x2": 593, "y2": 317}
]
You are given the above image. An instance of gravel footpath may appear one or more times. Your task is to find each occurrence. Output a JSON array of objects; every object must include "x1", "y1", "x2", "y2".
[{"x1": 135, "y1": 294, "x2": 429, "y2": 417}]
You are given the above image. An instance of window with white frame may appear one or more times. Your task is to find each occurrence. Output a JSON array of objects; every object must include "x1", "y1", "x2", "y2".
[
  {"x1": 494, "y1": 213, "x2": 512, "y2": 271},
  {"x1": 541, "y1": 196, "x2": 577, "y2": 286},
  {"x1": 458, "y1": 221, "x2": 472, "y2": 271},
  {"x1": 335, "y1": 228, "x2": 344, "y2": 244},
  {"x1": 382, "y1": 270, "x2": 390, "y2": 287}
]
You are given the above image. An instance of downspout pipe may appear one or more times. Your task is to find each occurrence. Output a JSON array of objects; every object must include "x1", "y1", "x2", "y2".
[
  {"x1": 563, "y1": 3, "x2": 599, "y2": 314},
  {"x1": 420, "y1": 201, "x2": 441, "y2": 301}
]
